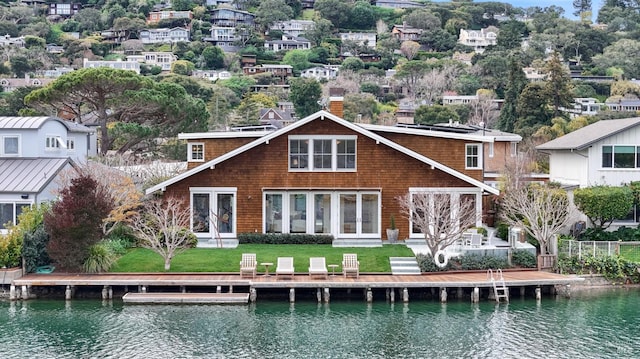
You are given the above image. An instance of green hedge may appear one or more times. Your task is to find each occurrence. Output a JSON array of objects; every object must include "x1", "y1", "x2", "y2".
[
  {"x1": 581, "y1": 226, "x2": 640, "y2": 242},
  {"x1": 238, "y1": 233, "x2": 333, "y2": 245},
  {"x1": 557, "y1": 254, "x2": 640, "y2": 283}
]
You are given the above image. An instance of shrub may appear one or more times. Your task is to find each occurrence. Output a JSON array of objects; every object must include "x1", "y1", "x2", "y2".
[
  {"x1": 511, "y1": 250, "x2": 537, "y2": 268},
  {"x1": 557, "y1": 254, "x2": 640, "y2": 283},
  {"x1": 83, "y1": 242, "x2": 117, "y2": 273},
  {"x1": 495, "y1": 222, "x2": 509, "y2": 240},
  {"x1": 0, "y1": 232, "x2": 22, "y2": 268},
  {"x1": 458, "y1": 254, "x2": 510, "y2": 270},
  {"x1": 238, "y1": 233, "x2": 333, "y2": 244},
  {"x1": 416, "y1": 253, "x2": 452, "y2": 272},
  {"x1": 106, "y1": 223, "x2": 137, "y2": 248},
  {"x1": 22, "y1": 226, "x2": 51, "y2": 273}
]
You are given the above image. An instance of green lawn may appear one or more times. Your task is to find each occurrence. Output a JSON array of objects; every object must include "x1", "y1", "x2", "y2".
[
  {"x1": 619, "y1": 244, "x2": 640, "y2": 263},
  {"x1": 110, "y1": 244, "x2": 415, "y2": 273}
]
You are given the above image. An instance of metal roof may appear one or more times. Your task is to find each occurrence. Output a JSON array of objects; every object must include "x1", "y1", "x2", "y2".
[
  {"x1": 0, "y1": 116, "x2": 94, "y2": 133},
  {"x1": 536, "y1": 117, "x2": 640, "y2": 151},
  {"x1": 0, "y1": 158, "x2": 71, "y2": 193}
]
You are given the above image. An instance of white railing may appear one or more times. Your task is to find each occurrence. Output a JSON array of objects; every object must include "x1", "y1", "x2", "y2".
[{"x1": 559, "y1": 240, "x2": 640, "y2": 259}]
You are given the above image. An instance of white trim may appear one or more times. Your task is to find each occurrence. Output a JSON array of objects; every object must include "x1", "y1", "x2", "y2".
[
  {"x1": 1, "y1": 134, "x2": 20, "y2": 156},
  {"x1": 189, "y1": 187, "x2": 237, "y2": 239},
  {"x1": 188, "y1": 142, "x2": 205, "y2": 162},
  {"x1": 288, "y1": 135, "x2": 357, "y2": 172},
  {"x1": 465, "y1": 143, "x2": 482, "y2": 169},
  {"x1": 146, "y1": 110, "x2": 499, "y2": 195},
  {"x1": 488, "y1": 142, "x2": 494, "y2": 158}
]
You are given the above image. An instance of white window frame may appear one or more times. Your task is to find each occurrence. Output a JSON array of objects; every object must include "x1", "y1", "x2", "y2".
[
  {"x1": 510, "y1": 142, "x2": 517, "y2": 157},
  {"x1": 488, "y1": 142, "x2": 494, "y2": 158},
  {"x1": 465, "y1": 143, "x2": 481, "y2": 169},
  {"x1": 189, "y1": 187, "x2": 237, "y2": 238},
  {"x1": 289, "y1": 135, "x2": 357, "y2": 172},
  {"x1": 2, "y1": 135, "x2": 20, "y2": 156},
  {"x1": 45, "y1": 135, "x2": 65, "y2": 150},
  {"x1": 602, "y1": 144, "x2": 640, "y2": 169},
  {"x1": 188, "y1": 142, "x2": 205, "y2": 162},
  {"x1": 67, "y1": 137, "x2": 75, "y2": 151}
]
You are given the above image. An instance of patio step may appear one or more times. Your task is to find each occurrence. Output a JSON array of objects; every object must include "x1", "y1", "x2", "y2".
[
  {"x1": 332, "y1": 239, "x2": 383, "y2": 248},
  {"x1": 389, "y1": 257, "x2": 421, "y2": 275},
  {"x1": 197, "y1": 238, "x2": 239, "y2": 248}
]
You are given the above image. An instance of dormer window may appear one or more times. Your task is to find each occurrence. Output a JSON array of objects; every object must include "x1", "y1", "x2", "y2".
[
  {"x1": 2, "y1": 135, "x2": 19, "y2": 156},
  {"x1": 189, "y1": 143, "x2": 204, "y2": 162},
  {"x1": 45, "y1": 135, "x2": 65, "y2": 150},
  {"x1": 289, "y1": 135, "x2": 356, "y2": 171}
]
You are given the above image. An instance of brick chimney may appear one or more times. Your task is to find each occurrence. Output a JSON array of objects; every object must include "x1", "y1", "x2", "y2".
[{"x1": 328, "y1": 87, "x2": 344, "y2": 118}]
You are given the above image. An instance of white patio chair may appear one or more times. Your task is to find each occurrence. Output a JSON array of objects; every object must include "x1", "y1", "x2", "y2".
[{"x1": 308, "y1": 257, "x2": 328, "y2": 279}]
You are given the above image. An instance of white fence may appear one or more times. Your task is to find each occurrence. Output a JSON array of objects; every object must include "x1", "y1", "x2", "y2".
[{"x1": 559, "y1": 240, "x2": 640, "y2": 259}]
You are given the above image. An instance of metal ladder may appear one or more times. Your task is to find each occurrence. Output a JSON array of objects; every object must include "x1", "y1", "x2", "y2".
[{"x1": 487, "y1": 268, "x2": 509, "y2": 303}]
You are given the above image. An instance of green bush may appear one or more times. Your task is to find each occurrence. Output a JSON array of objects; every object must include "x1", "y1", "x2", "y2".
[
  {"x1": 495, "y1": 222, "x2": 509, "y2": 240},
  {"x1": 557, "y1": 254, "x2": 640, "y2": 283},
  {"x1": 106, "y1": 223, "x2": 137, "y2": 247},
  {"x1": 22, "y1": 226, "x2": 51, "y2": 273},
  {"x1": 511, "y1": 250, "x2": 537, "y2": 268},
  {"x1": 458, "y1": 254, "x2": 510, "y2": 270},
  {"x1": 83, "y1": 242, "x2": 117, "y2": 273},
  {"x1": 0, "y1": 233, "x2": 22, "y2": 268},
  {"x1": 102, "y1": 238, "x2": 129, "y2": 256},
  {"x1": 238, "y1": 233, "x2": 333, "y2": 244},
  {"x1": 581, "y1": 226, "x2": 640, "y2": 242},
  {"x1": 416, "y1": 254, "x2": 452, "y2": 272}
]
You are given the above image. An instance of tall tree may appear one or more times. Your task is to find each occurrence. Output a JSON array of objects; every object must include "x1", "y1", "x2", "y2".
[
  {"x1": 497, "y1": 57, "x2": 528, "y2": 132},
  {"x1": 254, "y1": 0, "x2": 294, "y2": 33},
  {"x1": 288, "y1": 77, "x2": 321, "y2": 118},
  {"x1": 24, "y1": 68, "x2": 209, "y2": 155},
  {"x1": 572, "y1": 0, "x2": 592, "y2": 19},
  {"x1": 544, "y1": 52, "x2": 573, "y2": 118},
  {"x1": 44, "y1": 175, "x2": 113, "y2": 271}
]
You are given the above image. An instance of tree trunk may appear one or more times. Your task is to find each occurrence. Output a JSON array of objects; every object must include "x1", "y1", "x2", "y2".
[{"x1": 164, "y1": 258, "x2": 171, "y2": 271}]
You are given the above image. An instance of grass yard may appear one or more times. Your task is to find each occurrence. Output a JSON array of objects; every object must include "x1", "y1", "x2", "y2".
[
  {"x1": 619, "y1": 243, "x2": 640, "y2": 263},
  {"x1": 111, "y1": 244, "x2": 415, "y2": 273}
]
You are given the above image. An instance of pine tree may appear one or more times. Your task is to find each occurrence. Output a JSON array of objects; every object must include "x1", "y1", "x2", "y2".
[
  {"x1": 544, "y1": 52, "x2": 574, "y2": 118},
  {"x1": 497, "y1": 57, "x2": 527, "y2": 132}
]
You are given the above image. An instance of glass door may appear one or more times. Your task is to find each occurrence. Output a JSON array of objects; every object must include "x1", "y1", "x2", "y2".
[{"x1": 338, "y1": 192, "x2": 380, "y2": 238}]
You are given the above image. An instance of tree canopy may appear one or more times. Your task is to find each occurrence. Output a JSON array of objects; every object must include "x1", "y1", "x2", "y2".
[{"x1": 25, "y1": 67, "x2": 209, "y2": 155}]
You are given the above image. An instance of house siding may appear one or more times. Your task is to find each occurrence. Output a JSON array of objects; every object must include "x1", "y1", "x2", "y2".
[
  {"x1": 587, "y1": 126, "x2": 640, "y2": 186},
  {"x1": 167, "y1": 119, "x2": 476, "y2": 237}
]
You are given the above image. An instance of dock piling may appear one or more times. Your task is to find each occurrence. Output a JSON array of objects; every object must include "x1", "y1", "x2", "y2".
[
  {"x1": 22, "y1": 285, "x2": 28, "y2": 300},
  {"x1": 389, "y1": 288, "x2": 395, "y2": 303},
  {"x1": 472, "y1": 287, "x2": 479, "y2": 303},
  {"x1": 366, "y1": 288, "x2": 372, "y2": 302},
  {"x1": 249, "y1": 288, "x2": 257, "y2": 302},
  {"x1": 323, "y1": 288, "x2": 330, "y2": 303},
  {"x1": 440, "y1": 288, "x2": 447, "y2": 303},
  {"x1": 535, "y1": 287, "x2": 541, "y2": 301},
  {"x1": 289, "y1": 288, "x2": 295, "y2": 302},
  {"x1": 9, "y1": 285, "x2": 16, "y2": 300},
  {"x1": 402, "y1": 288, "x2": 409, "y2": 303},
  {"x1": 65, "y1": 285, "x2": 71, "y2": 300}
]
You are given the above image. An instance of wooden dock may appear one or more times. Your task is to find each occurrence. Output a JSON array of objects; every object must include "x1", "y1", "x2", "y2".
[
  {"x1": 122, "y1": 292, "x2": 249, "y2": 304},
  {"x1": 8, "y1": 270, "x2": 584, "y2": 303}
]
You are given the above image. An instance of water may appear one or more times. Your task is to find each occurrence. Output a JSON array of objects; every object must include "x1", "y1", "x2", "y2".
[{"x1": 1, "y1": 288, "x2": 639, "y2": 359}]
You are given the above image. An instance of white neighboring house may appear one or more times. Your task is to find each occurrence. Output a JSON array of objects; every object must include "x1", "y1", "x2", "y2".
[
  {"x1": 139, "y1": 27, "x2": 190, "y2": 44},
  {"x1": 83, "y1": 58, "x2": 141, "y2": 73},
  {"x1": 0, "y1": 117, "x2": 96, "y2": 232},
  {"x1": 264, "y1": 35, "x2": 311, "y2": 52},
  {"x1": 205, "y1": 26, "x2": 241, "y2": 52},
  {"x1": 126, "y1": 52, "x2": 177, "y2": 71},
  {"x1": 271, "y1": 20, "x2": 315, "y2": 37},
  {"x1": 458, "y1": 28, "x2": 498, "y2": 54},
  {"x1": 301, "y1": 66, "x2": 338, "y2": 81},
  {"x1": 536, "y1": 117, "x2": 640, "y2": 226},
  {"x1": 339, "y1": 32, "x2": 377, "y2": 48}
]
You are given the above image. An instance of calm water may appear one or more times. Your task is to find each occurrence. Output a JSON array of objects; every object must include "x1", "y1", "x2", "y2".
[{"x1": 1, "y1": 288, "x2": 639, "y2": 359}]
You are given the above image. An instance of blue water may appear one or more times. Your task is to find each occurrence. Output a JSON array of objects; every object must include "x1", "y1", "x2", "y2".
[{"x1": 0, "y1": 288, "x2": 639, "y2": 358}]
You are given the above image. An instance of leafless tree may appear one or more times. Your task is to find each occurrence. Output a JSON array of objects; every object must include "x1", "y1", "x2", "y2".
[
  {"x1": 130, "y1": 196, "x2": 195, "y2": 270},
  {"x1": 397, "y1": 191, "x2": 478, "y2": 266},
  {"x1": 468, "y1": 92, "x2": 499, "y2": 127},
  {"x1": 498, "y1": 184, "x2": 576, "y2": 255},
  {"x1": 400, "y1": 40, "x2": 421, "y2": 60}
]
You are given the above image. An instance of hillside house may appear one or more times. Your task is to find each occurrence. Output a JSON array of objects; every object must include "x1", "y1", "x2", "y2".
[
  {"x1": 271, "y1": 20, "x2": 315, "y2": 37},
  {"x1": 139, "y1": 27, "x2": 190, "y2": 44},
  {"x1": 458, "y1": 28, "x2": 498, "y2": 54},
  {"x1": 147, "y1": 11, "x2": 192, "y2": 24}
]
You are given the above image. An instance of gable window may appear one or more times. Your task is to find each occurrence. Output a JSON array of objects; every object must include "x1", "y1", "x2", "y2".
[
  {"x1": 188, "y1": 143, "x2": 204, "y2": 162},
  {"x1": 602, "y1": 145, "x2": 640, "y2": 169},
  {"x1": 289, "y1": 136, "x2": 356, "y2": 171},
  {"x1": 465, "y1": 144, "x2": 481, "y2": 169},
  {"x1": 2, "y1": 135, "x2": 19, "y2": 156}
]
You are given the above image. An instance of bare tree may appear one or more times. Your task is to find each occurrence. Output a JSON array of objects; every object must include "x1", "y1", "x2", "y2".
[
  {"x1": 498, "y1": 184, "x2": 576, "y2": 255},
  {"x1": 468, "y1": 91, "x2": 499, "y2": 127},
  {"x1": 130, "y1": 196, "x2": 195, "y2": 270},
  {"x1": 398, "y1": 191, "x2": 478, "y2": 266},
  {"x1": 400, "y1": 40, "x2": 421, "y2": 60}
]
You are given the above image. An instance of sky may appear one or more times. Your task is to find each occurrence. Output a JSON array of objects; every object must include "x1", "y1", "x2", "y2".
[{"x1": 432, "y1": 0, "x2": 603, "y2": 22}]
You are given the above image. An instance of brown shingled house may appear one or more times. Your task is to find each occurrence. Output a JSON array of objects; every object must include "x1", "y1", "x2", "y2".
[{"x1": 146, "y1": 110, "x2": 501, "y2": 247}]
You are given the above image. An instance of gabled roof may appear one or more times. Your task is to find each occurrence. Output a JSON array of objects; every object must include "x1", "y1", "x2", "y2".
[
  {"x1": 0, "y1": 158, "x2": 73, "y2": 193},
  {"x1": 0, "y1": 116, "x2": 94, "y2": 133},
  {"x1": 147, "y1": 110, "x2": 498, "y2": 195},
  {"x1": 536, "y1": 117, "x2": 640, "y2": 151}
]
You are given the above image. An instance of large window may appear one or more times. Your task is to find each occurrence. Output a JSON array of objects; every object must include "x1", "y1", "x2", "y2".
[
  {"x1": 0, "y1": 202, "x2": 30, "y2": 231},
  {"x1": 188, "y1": 143, "x2": 204, "y2": 162},
  {"x1": 190, "y1": 188, "x2": 236, "y2": 237},
  {"x1": 45, "y1": 135, "x2": 64, "y2": 150},
  {"x1": 2, "y1": 135, "x2": 19, "y2": 156},
  {"x1": 602, "y1": 145, "x2": 640, "y2": 169},
  {"x1": 289, "y1": 136, "x2": 356, "y2": 171},
  {"x1": 465, "y1": 144, "x2": 481, "y2": 169}
]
